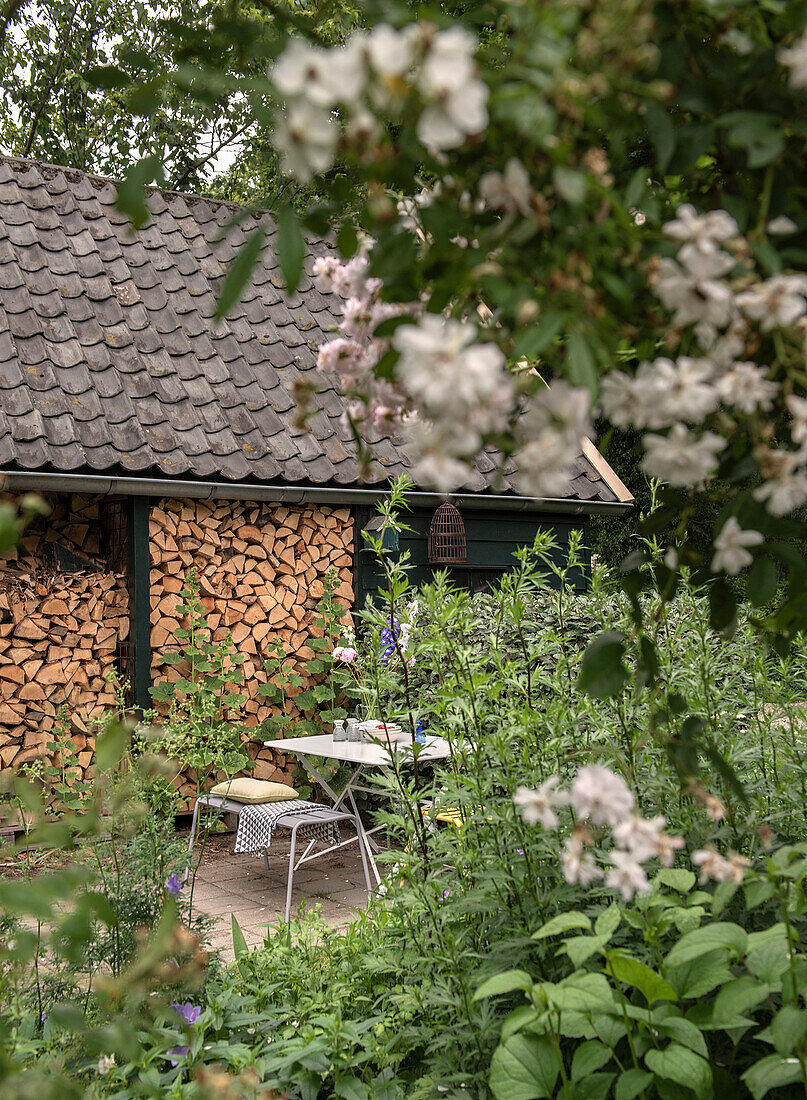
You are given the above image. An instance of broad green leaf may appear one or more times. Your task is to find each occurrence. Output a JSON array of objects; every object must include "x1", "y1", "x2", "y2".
[
  {"x1": 747, "y1": 555, "x2": 779, "y2": 607},
  {"x1": 548, "y1": 972, "x2": 615, "y2": 1015},
  {"x1": 561, "y1": 934, "x2": 608, "y2": 968},
  {"x1": 566, "y1": 332, "x2": 598, "y2": 398},
  {"x1": 571, "y1": 1073, "x2": 614, "y2": 1100},
  {"x1": 475, "y1": 970, "x2": 534, "y2": 1002},
  {"x1": 571, "y1": 1041, "x2": 611, "y2": 1081},
  {"x1": 665, "y1": 922, "x2": 748, "y2": 968},
  {"x1": 742, "y1": 1054, "x2": 804, "y2": 1100},
  {"x1": 656, "y1": 1016, "x2": 708, "y2": 1058},
  {"x1": 276, "y1": 203, "x2": 306, "y2": 292},
  {"x1": 334, "y1": 1076, "x2": 369, "y2": 1100},
  {"x1": 595, "y1": 905, "x2": 621, "y2": 940},
  {"x1": 116, "y1": 154, "x2": 164, "y2": 228},
  {"x1": 502, "y1": 1006, "x2": 540, "y2": 1041},
  {"x1": 713, "y1": 975, "x2": 770, "y2": 1026},
  {"x1": 770, "y1": 1006, "x2": 807, "y2": 1056},
  {"x1": 615, "y1": 1068, "x2": 653, "y2": 1100},
  {"x1": 607, "y1": 952, "x2": 677, "y2": 1004},
  {"x1": 554, "y1": 166, "x2": 587, "y2": 204},
  {"x1": 655, "y1": 868, "x2": 696, "y2": 894},
  {"x1": 746, "y1": 937, "x2": 790, "y2": 984},
  {"x1": 215, "y1": 226, "x2": 265, "y2": 319},
  {"x1": 95, "y1": 720, "x2": 129, "y2": 773},
  {"x1": 644, "y1": 1045, "x2": 712, "y2": 1099},
  {"x1": 578, "y1": 632, "x2": 629, "y2": 698},
  {"x1": 532, "y1": 913, "x2": 592, "y2": 940},
  {"x1": 489, "y1": 1034, "x2": 559, "y2": 1100}
]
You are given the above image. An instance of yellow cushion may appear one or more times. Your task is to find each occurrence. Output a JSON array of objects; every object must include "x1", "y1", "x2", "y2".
[{"x1": 209, "y1": 778, "x2": 298, "y2": 804}]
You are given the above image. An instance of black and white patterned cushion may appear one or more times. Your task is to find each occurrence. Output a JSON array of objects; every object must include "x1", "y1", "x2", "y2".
[{"x1": 233, "y1": 799, "x2": 340, "y2": 854}]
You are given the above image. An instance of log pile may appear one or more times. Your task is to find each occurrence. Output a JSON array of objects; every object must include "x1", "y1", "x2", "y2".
[
  {"x1": 0, "y1": 493, "x2": 128, "y2": 776},
  {"x1": 149, "y1": 499, "x2": 354, "y2": 792},
  {"x1": 0, "y1": 491, "x2": 355, "y2": 809}
]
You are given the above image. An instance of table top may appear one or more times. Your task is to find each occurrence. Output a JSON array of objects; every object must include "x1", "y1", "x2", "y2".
[{"x1": 263, "y1": 733, "x2": 451, "y2": 766}]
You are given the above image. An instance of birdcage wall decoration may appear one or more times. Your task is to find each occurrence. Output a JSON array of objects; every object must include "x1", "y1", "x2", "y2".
[{"x1": 428, "y1": 502, "x2": 467, "y2": 564}]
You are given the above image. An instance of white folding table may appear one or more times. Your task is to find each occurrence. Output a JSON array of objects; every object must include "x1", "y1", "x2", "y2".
[{"x1": 263, "y1": 733, "x2": 451, "y2": 886}]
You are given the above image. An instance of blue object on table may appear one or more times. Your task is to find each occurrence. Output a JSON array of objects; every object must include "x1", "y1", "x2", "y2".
[{"x1": 415, "y1": 722, "x2": 426, "y2": 744}]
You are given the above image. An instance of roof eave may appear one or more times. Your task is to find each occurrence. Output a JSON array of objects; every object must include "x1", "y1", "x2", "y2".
[{"x1": 1, "y1": 470, "x2": 633, "y2": 515}]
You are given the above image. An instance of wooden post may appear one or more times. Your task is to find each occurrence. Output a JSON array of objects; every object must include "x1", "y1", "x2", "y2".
[{"x1": 129, "y1": 496, "x2": 151, "y2": 713}]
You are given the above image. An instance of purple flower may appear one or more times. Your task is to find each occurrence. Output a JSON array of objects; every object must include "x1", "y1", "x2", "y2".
[
  {"x1": 170, "y1": 1002, "x2": 201, "y2": 1026},
  {"x1": 380, "y1": 617, "x2": 399, "y2": 665},
  {"x1": 168, "y1": 1045, "x2": 189, "y2": 1066},
  {"x1": 165, "y1": 873, "x2": 183, "y2": 897}
]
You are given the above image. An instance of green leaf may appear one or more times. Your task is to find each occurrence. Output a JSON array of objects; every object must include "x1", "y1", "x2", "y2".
[
  {"x1": 606, "y1": 953, "x2": 677, "y2": 1004},
  {"x1": 646, "y1": 103, "x2": 675, "y2": 171},
  {"x1": 746, "y1": 937, "x2": 790, "y2": 984},
  {"x1": 712, "y1": 975, "x2": 769, "y2": 1026},
  {"x1": 334, "y1": 1076, "x2": 369, "y2": 1100},
  {"x1": 771, "y1": 1006, "x2": 807, "y2": 1056},
  {"x1": 116, "y1": 154, "x2": 164, "y2": 229},
  {"x1": 474, "y1": 970, "x2": 534, "y2": 1002},
  {"x1": 665, "y1": 922, "x2": 748, "y2": 968},
  {"x1": 571, "y1": 1074, "x2": 614, "y2": 1100},
  {"x1": 656, "y1": 1017, "x2": 708, "y2": 1058},
  {"x1": 594, "y1": 905, "x2": 621, "y2": 940},
  {"x1": 746, "y1": 555, "x2": 779, "y2": 607},
  {"x1": 490, "y1": 1034, "x2": 560, "y2": 1100},
  {"x1": 644, "y1": 1045, "x2": 712, "y2": 1099},
  {"x1": 615, "y1": 1068, "x2": 653, "y2": 1100},
  {"x1": 85, "y1": 64, "x2": 131, "y2": 89},
  {"x1": 742, "y1": 1054, "x2": 804, "y2": 1100},
  {"x1": 554, "y1": 166, "x2": 587, "y2": 204},
  {"x1": 95, "y1": 721, "x2": 129, "y2": 772},
  {"x1": 231, "y1": 914, "x2": 249, "y2": 959},
  {"x1": 566, "y1": 332, "x2": 598, "y2": 398},
  {"x1": 532, "y1": 913, "x2": 592, "y2": 940},
  {"x1": 513, "y1": 312, "x2": 563, "y2": 359},
  {"x1": 215, "y1": 226, "x2": 265, "y2": 319},
  {"x1": 276, "y1": 203, "x2": 306, "y2": 293},
  {"x1": 664, "y1": 949, "x2": 733, "y2": 999},
  {"x1": 571, "y1": 1041, "x2": 611, "y2": 1081},
  {"x1": 578, "y1": 632, "x2": 629, "y2": 698},
  {"x1": 655, "y1": 868, "x2": 696, "y2": 894}
]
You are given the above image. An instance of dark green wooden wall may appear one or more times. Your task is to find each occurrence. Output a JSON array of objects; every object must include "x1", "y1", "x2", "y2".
[{"x1": 353, "y1": 505, "x2": 591, "y2": 607}]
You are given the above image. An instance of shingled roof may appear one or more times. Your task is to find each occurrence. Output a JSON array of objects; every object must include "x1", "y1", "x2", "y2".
[{"x1": 0, "y1": 156, "x2": 627, "y2": 507}]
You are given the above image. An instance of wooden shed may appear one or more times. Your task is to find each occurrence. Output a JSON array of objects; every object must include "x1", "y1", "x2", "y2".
[{"x1": 0, "y1": 156, "x2": 632, "y2": 787}]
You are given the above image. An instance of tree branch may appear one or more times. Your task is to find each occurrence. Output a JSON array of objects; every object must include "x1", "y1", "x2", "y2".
[{"x1": 22, "y1": 0, "x2": 81, "y2": 157}]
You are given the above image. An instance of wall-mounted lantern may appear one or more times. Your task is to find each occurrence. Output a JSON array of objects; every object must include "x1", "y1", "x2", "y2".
[{"x1": 428, "y1": 502, "x2": 467, "y2": 564}]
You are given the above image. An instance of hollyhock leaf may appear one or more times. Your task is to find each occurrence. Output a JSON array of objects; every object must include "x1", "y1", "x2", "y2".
[
  {"x1": 665, "y1": 922, "x2": 748, "y2": 968},
  {"x1": 532, "y1": 913, "x2": 592, "y2": 940},
  {"x1": 615, "y1": 1069, "x2": 653, "y2": 1100}
]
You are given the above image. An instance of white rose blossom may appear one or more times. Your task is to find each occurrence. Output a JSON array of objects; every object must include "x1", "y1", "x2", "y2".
[
  {"x1": 97, "y1": 1055, "x2": 116, "y2": 1076},
  {"x1": 613, "y1": 814, "x2": 684, "y2": 867},
  {"x1": 768, "y1": 216, "x2": 798, "y2": 236},
  {"x1": 512, "y1": 778, "x2": 567, "y2": 829},
  {"x1": 663, "y1": 204, "x2": 738, "y2": 254},
  {"x1": 787, "y1": 394, "x2": 807, "y2": 445},
  {"x1": 272, "y1": 99, "x2": 338, "y2": 183},
  {"x1": 778, "y1": 31, "x2": 807, "y2": 90},
  {"x1": 711, "y1": 517, "x2": 764, "y2": 576},
  {"x1": 651, "y1": 356, "x2": 719, "y2": 424},
  {"x1": 691, "y1": 847, "x2": 751, "y2": 885},
  {"x1": 654, "y1": 251, "x2": 735, "y2": 329},
  {"x1": 606, "y1": 850, "x2": 650, "y2": 901},
  {"x1": 716, "y1": 361, "x2": 778, "y2": 414},
  {"x1": 479, "y1": 158, "x2": 533, "y2": 217},
  {"x1": 641, "y1": 424, "x2": 725, "y2": 488},
  {"x1": 736, "y1": 274, "x2": 807, "y2": 331},
  {"x1": 569, "y1": 765, "x2": 634, "y2": 827},
  {"x1": 416, "y1": 26, "x2": 489, "y2": 151},
  {"x1": 561, "y1": 836, "x2": 602, "y2": 887},
  {"x1": 754, "y1": 454, "x2": 807, "y2": 516}
]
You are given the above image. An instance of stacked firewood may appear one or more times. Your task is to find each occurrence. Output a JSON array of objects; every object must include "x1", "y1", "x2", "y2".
[
  {"x1": 149, "y1": 498, "x2": 354, "y2": 786},
  {"x1": 0, "y1": 494, "x2": 128, "y2": 774}
]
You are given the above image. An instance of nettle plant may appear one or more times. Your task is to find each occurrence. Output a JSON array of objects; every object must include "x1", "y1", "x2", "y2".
[{"x1": 149, "y1": 567, "x2": 252, "y2": 794}]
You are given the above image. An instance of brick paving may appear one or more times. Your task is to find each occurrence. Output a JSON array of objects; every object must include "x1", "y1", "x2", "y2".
[{"x1": 188, "y1": 824, "x2": 375, "y2": 961}]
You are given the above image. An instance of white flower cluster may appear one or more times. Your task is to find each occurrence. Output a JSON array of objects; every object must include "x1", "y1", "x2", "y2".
[
  {"x1": 600, "y1": 202, "x2": 807, "y2": 571},
  {"x1": 513, "y1": 764, "x2": 748, "y2": 902},
  {"x1": 394, "y1": 315, "x2": 515, "y2": 493},
  {"x1": 271, "y1": 24, "x2": 488, "y2": 180},
  {"x1": 778, "y1": 30, "x2": 807, "y2": 90},
  {"x1": 513, "y1": 381, "x2": 593, "y2": 499}
]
